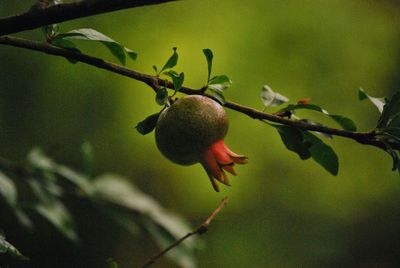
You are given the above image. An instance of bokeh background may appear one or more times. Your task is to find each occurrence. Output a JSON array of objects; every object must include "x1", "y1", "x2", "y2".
[{"x1": 1, "y1": 0, "x2": 400, "y2": 267}]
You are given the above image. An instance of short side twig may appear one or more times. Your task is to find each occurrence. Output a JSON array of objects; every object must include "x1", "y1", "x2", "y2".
[{"x1": 140, "y1": 196, "x2": 229, "y2": 268}]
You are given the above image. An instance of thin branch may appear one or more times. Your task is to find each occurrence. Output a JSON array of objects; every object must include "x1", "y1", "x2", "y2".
[
  {"x1": 0, "y1": 0, "x2": 178, "y2": 36},
  {"x1": 140, "y1": 196, "x2": 229, "y2": 268},
  {"x1": 0, "y1": 35, "x2": 397, "y2": 151}
]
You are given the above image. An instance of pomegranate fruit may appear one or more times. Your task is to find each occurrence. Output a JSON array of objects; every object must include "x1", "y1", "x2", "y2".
[{"x1": 155, "y1": 95, "x2": 247, "y2": 191}]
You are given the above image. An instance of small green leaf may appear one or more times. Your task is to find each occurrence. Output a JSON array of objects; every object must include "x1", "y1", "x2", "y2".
[
  {"x1": 53, "y1": 28, "x2": 137, "y2": 65},
  {"x1": 124, "y1": 47, "x2": 137, "y2": 61},
  {"x1": 282, "y1": 103, "x2": 357, "y2": 131},
  {"x1": 329, "y1": 114, "x2": 357, "y2": 132},
  {"x1": 271, "y1": 125, "x2": 311, "y2": 160},
  {"x1": 303, "y1": 132, "x2": 339, "y2": 175},
  {"x1": 0, "y1": 171, "x2": 17, "y2": 207},
  {"x1": 0, "y1": 234, "x2": 29, "y2": 261},
  {"x1": 203, "y1": 48, "x2": 213, "y2": 82},
  {"x1": 155, "y1": 87, "x2": 169, "y2": 106},
  {"x1": 164, "y1": 70, "x2": 184, "y2": 95},
  {"x1": 160, "y1": 47, "x2": 178, "y2": 73},
  {"x1": 103, "y1": 42, "x2": 126, "y2": 65},
  {"x1": 207, "y1": 75, "x2": 232, "y2": 94},
  {"x1": 377, "y1": 91, "x2": 400, "y2": 128},
  {"x1": 210, "y1": 90, "x2": 226, "y2": 104},
  {"x1": 359, "y1": 88, "x2": 386, "y2": 113},
  {"x1": 135, "y1": 113, "x2": 160, "y2": 135},
  {"x1": 208, "y1": 75, "x2": 231, "y2": 85},
  {"x1": 261, "y1": 85, "x2": 289, "y2": 108}
]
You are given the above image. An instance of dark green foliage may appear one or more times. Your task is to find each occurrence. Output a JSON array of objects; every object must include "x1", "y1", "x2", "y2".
[
  {"x1": 272, "y1": 125, "x2": 311, "y2": 160},
  {"x1": 202, "y1": 48, "x2": 213, "y2": 82},
  {"x1": 201, "y1": 48, "x2": 231, "y2": 104},
  {"x1": 373, "y1": 92, "x2": 400, "y2": 171},
  {"x1": 155, "y1": 87, "x2": 169, "y2": 106},
  {"x1": 272, "y1": 125, "x2": 339, "y2": 175},
  {"x1": 159, "y1": 47, "x2": 178, "y2": 73},
  {"x1": 164, "y1": 70, "x2": 184, "y2": 95},
  {"x1": 136, "y1": 113, "x2": 161, "y2": 135},
  {"x1": 0, "y1": 147, "x2": 196, "y2": 267}
]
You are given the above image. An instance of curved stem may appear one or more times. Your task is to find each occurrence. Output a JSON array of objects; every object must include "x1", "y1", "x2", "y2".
[{"x1": 0, "y1": 35, "x2": 397, "y2": 151}]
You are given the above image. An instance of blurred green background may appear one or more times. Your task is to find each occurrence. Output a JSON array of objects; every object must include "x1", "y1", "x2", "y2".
[{"x1": 1, "y1": 0, "x2": 400, "y2": 267}]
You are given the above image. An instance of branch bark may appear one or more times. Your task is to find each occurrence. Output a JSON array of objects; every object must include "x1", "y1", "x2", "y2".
[
  {"x1": 0, "y1": 35, "x2": 397, "y2": 151},
  {"x1": 0, "y1": 0, "x2": 178, "y2": 36},
  {"x1": 140, "y1": 196, "x2": 229, "y2": 268}
]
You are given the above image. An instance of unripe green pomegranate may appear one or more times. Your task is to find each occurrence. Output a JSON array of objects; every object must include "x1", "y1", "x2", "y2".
[{"x1": 155, "y1": 95, "x2": 247, "y2": 191}]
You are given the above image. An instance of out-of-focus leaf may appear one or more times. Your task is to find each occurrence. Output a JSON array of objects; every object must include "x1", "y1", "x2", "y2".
[
  {"x1": 156, "y1": 87, "x2": 169, "y2": 106},
  {"x1": 203, "y1": 48, "x2": 213, "y2": 82},
  {"x1": 0, "y1": 173, "x2": 33, "y2": 228},
  {"x1": 358, "y1": 88, "x2": 386, "y2": 113},
  {"x1": 135, "y1": 112, "x2": 160, "y2": 135},
  {"x1": 81, "y1": 141, "x2": 95, "y2": 177},
  {"x1": 53, "y1": 28, "x2": 137, "y2": 65},
  {"x1": 271, "y1": 125, "x2": 311, "y2": 160},
  {"x1": 261, "y1": 85, "x2": 289, "y2": 108},
  {"x1": 164, "y1": 70, "x2": 184, "y2": 95},
  {"x1": 0, "y1": 171, "x2": 17, "y2": 207},
  {"x1": 303, "y1": 132, "x2": 339, "y2": 175},
  {"x1": 0, "y1": 234, "x2": 29, "y2": 261},
  {"x1": 106, "y1": 258, "x2": 119, "y2": 268},
  {"x1": 91, "y1": 174, "x2": 196, "y2": 267},
  {"x1": 99, "y1": 207, "x2": 140, "y2": 236},
  {"x1": 27, "y1": 148, "x2": 93, "y2": 194},
  {"x1": 160, "y1": 47, "x2": 178, "y2": 72},
  {"x1": 283, "y1": 103, "x2": 357, "y2": 131},
  {"x1": 27, "y1": 179, "x2": 78, "y2": 242},
  {"x1": 14, "y1": 209, "x2": 33, "y2": 230}
]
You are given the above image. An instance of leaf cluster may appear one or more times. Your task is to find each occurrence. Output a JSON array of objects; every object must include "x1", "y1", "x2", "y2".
[{"x1": 0, "y1": 146, "x2": 196, "y2": 267}]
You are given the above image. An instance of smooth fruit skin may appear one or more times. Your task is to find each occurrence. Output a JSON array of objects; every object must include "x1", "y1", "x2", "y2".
[{"x1": 155, "y1": 95, "x2": 247, "y2": 191}]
